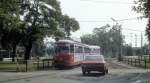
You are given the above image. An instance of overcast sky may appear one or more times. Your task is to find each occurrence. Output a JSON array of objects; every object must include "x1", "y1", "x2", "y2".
[{"x1": 58, "y1": 0, "x2": 148, "y2": 47}]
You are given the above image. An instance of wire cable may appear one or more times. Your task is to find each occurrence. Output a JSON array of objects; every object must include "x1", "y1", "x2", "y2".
[
  {"x1": 77, "y1": 16, "x2": 146, "y2": 23},
  {"x1": 80, "y1": 0, "x2": 134, "y2": 4}
]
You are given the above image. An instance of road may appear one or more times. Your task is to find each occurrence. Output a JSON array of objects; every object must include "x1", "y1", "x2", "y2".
[{"x1": 0, "y1": 60, "x2": 150, "y2": 83}]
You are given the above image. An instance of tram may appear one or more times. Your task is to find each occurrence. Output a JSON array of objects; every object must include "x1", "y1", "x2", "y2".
[{"x1": 53, "y1": 39, "x2": 101, "y2": 68}]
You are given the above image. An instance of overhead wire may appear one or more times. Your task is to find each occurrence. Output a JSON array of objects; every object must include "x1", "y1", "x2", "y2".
[
  {"x1": 78, "y1": 17, "x2": 146, "y2": 33},
  {"x1": 78, "y1": 16, "x2": 146, "y2": 23},
  {"x1": 80, "y1": 0, "x2": 134, "y2": 4},
  {"x1": 122, "y1": 28, "x2": 145, "y2": 32},
  {"x1": 71, "y1": 0, "x2": 147, "y2": 45}
]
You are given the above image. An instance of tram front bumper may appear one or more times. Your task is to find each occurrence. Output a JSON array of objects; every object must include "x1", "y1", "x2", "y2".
[{"x1": 53, "y1": 61, "x2": 73, "y2": 67}]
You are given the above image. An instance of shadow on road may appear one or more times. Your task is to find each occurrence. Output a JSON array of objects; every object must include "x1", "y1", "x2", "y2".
[
  {"x1": 61, "y1": 72, "x2": 107, "y2": 81},
  {"x1": 82, "y1": 73, "x2": 105, "y2": 77},
  {"x1": 54, "y1": 66, "x2": 79, "y2": 70}
]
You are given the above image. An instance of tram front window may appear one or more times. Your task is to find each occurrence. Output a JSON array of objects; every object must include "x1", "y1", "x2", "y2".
[
  {"x1": 91, "y1": 49, "x2": 100, "y2": 54},
  {"x1": 84, "y1": 55, "x2": 104, "y2": 61},
  {"x1": 55, "y1": 46, "x2": 69, "y2": 54}
]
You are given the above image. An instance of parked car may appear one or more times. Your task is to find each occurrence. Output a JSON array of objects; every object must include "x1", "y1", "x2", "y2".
[{"x1": 81, "y1": 55, "x2": 108, "y2": 75}]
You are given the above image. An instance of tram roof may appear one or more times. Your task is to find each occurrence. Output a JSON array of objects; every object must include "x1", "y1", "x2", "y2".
[
  {"x1": 89, "y1": 45, "x2": 100, "y2": 49},
  {"x1": 56, "y1": 40, "x2": 90, "y2": 47},
  {"x1": 56, "y1": 39, "x2": 100, "y2": 48},
  {"x1": 56, "y1": 39, "x2": 82, "y2": 44}
]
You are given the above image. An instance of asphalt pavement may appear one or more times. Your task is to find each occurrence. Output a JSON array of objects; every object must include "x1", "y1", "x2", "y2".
[{"x1": 0, "y1": 60, "x2": 150, "y2": 83}]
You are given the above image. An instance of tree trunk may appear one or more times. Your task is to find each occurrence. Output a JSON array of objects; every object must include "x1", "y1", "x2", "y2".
[
  {"x1": 12, "y1": 45, "x2": 17, "y2": 62},
  {"x1": 24, "y1": 41, "x2": 33, "y2": 60}
]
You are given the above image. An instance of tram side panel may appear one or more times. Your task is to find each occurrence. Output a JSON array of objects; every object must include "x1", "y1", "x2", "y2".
[{"x1": 74, "y1": 45, "x2": 84, "y2": 65}]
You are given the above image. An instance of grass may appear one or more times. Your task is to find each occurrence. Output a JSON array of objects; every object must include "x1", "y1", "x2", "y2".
[
  {"x1": 0, "y1": 61, "x2": 37, "y2": 72},
  {"x1": 0, "y1": 61, "x2": 26, "y2": 72},
  {"x1": 0, "y1": 60, "x2": 53, "y2": 72}
]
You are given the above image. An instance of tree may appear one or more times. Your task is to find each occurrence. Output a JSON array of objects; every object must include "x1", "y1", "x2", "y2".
[
  {"x1": 81, "y1": 34, "x2": 96, "y2": 45},
  {"x1": 122, "y1": 44, "x2": 133, "y2": 56},
  {"x1": 1, "y1": 28, "x2": 23, "y2": 62},
  {"x1": 0, "y1": 0, "x2": 20, "y2": 61},
  {"x1": 0, "y1": 0, "x2": 20, "y2": 37},
  {"x1": 0, "y1": 0, "x2": 80, "y2": 61},
  {"x1": 0, "y1": 0, "x2": 19, "y2": 41},
  {"x1": 61, "y1": 15, "x2": 80, "y2": 37},
  {"x1": 81, "y1": 24, "x2": 124, "y2": 57},
  {"x1": 133, "y1": 0, "x2": 150, "y2": 40},
  {"x1": 32, "y1": 41, "x2": 47, "y2": 57},
  {"x1": 19, "y1": 0, "x2": 63, "y2": 60}
]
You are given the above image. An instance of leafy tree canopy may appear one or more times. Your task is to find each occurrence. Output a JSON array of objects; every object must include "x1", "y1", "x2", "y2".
[
  {"x1": 133, "y1": 0, "x2": 150, "y2": 40},
  {"x1": 0, "y1": 0, "x2": 80, "y2": 60},
  {"x1": 81, "y1": 24, "x2": 124, "y2": 57}
]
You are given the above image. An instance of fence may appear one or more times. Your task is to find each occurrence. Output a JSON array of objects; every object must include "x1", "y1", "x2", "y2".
[
  {"x1": 123, "y1": 55, "x2": 150, "y2": 69},
  {"x1": 0, "y1": 59, "x2": 53, "y2": 72}
]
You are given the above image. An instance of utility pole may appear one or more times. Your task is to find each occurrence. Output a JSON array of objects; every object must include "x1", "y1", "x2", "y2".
[
  {"x1": 118, "y1": 25, "x2": 122, "y2": 61},
  {"x1": 130, "y1": 33, "x2": 133, "y2": 47},
  {"x1": 141, "y1": 33, "x2": 143, "y2": 55},
  {"x1": 111, "y1": 18, "x2": 122, "y2": 61},
  {"x1": 141, "y1": 33, "x2": 143, "y2": 47},
  {"x1": 135, "y1": 34, "x2": 137, "y2": 48},
  {"x1": 134, "y1": 34, "x2": 137, "y2": 56},
  {"x1": 130, "y1": 33, "x2": 133, "y2": 56}
]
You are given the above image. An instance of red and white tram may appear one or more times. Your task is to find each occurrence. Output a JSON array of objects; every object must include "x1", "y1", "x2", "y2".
[{"x1": 53, "y1": 39, "x2": 101, "y2": 68}]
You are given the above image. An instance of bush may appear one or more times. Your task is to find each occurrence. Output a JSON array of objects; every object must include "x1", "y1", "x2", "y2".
[{"x1": 0, "y1": 58, "x2": 3, "y2": 61}]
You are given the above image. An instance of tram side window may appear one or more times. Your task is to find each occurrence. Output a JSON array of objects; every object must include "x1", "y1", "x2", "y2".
[
  {"x1": 70, "y1": 45, "x2": 74, "y2": 53},
  {"x1": 84, "y1": 47, "x2": 90, "y2": 53},
  {"x1": 55, "y1": 46, "x2": 69, "y2": 54},
  {"x1": 75, "y1": 46, "x2": 83, "y2": 53}
]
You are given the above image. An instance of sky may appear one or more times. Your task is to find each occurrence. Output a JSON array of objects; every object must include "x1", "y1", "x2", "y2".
[{"x1": 57, "y1": 0, "x2": 148, "y2": 47}]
